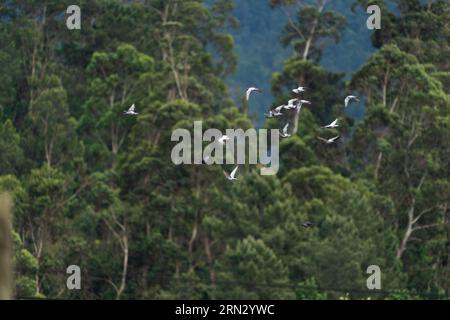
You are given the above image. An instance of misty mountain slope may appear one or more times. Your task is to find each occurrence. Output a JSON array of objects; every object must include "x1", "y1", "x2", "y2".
[{"x1": 227, "y1": 0, "x2": 376, "y2": 125}]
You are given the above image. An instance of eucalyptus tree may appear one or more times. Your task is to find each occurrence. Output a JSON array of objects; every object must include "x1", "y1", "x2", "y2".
[{"x1": 269, "y1": 0, "x2": 347, "y2": 134}]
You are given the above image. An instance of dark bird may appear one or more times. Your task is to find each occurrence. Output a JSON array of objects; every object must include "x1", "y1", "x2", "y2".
[{"x1": 302, "y1": 221, "x2": 314, "y2": 228}]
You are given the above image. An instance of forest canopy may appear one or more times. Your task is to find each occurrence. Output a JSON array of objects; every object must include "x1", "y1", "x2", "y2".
[{"x1": 0, "y1": 0, "x2": 449, "y2": 300}]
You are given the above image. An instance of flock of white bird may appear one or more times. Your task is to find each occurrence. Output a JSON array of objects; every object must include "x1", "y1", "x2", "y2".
[
  {"x1": 122, "y1": 88, "x2": 359, "y2": 228},
  {"x1": 241, "y1": 86, "x2": 359, "y2": 181},
  {"x1": 121, "y1": 87, "x2": 360, "y2": 186},
  {"x1": 259, "y1": 87, "x2": 360, "y2": 145}
]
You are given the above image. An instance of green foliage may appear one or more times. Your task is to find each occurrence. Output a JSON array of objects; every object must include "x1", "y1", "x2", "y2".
[
  {"x1": 295, "y1": 278, "x2": 327, "y2": 300},
  {"x1": 27, "y1": 75, "x2": 80, "y2": 168},
  {"x1": 275, "y1": 2, "x2": 347, "y2": 62},
  {"x1": 13, "y1": 232, "x2": 40, "y2": 298},
  {"x1": 217, "y1": 236, "x2": 295, "y2": 299},
  {"x1": 0, "y1": 120, "x2": 24, "y2": 175}
]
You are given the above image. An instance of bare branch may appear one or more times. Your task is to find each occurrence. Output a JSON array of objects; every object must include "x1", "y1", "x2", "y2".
[
  {"x1": 411, "y1": 207, "x2": 435, "y2": 225},
  {"x1": 281, "y1": 7, "x2": 305, "y2": 40},
  {"x1": 413, "y1": 221, "x2": 449, "y2": 232}
]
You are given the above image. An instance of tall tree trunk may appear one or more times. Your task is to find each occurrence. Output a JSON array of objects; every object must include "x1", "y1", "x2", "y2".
[
  {"x1": 188, "y1": 172, "x2": 200, "y2": 271},
  {"x1": 0, "y1": 195, "x2": 12, "y2": 300},
  {"x1": 116, "y1": 232, "x2": 128, "y2": 300},
  {"x1": 203, "y1": 234, "x2": 216, "y2": 287},
  {"x1": 104, "y1": 218, "x2": 129, "y2": 300},
  {"x1": 396, "y1": 200, "x2": 415, "y2": 259},
  {"x1": 293, "y1": 74, "x2": 306, "y2": 134},
  {"x1": 159, "y1": 3, "x2": 187, "y2": 100},
  {"x1": 374, "y1": 152, "x2": 383, "y2": 179},
  {"x1": 302, "y1": 0, "x2": 327, "y2": 60},
  {"x1": 395, "y1": 174, "x2": 444, "y2": 260},
  {"x1": 382, "y1": 66, "x2": 390, "y2": 108},
  {"x1": 292, "y1": 107, "x2": 301, "y2": 135},
  {"x1": 34, "y1": 238, "x2": 43, "y2": 296},
  {"x1": 188, "y1": 221, "x2": 197, "y2": 258}
]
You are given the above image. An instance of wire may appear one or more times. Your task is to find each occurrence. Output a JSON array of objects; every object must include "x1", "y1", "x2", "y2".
[{"x1": 15, "y1": 274, "x2": 449, "y2": 300}]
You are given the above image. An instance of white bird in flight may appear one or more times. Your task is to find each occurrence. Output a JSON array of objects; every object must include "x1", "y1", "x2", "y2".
[
  {"x1": 265, "y1": 105, "x2": 285, "y2": 118},
  {"x1": 293, "y1": 86, "x2": 307, "y2": 94},
  {"x1": 265, "y1": 110, "x2": 276, "y2": 118},
  {"x1": 317, "y1": 136, "x2": 340, "y2": 144},
  {"x1": 287, "y1": 100, "x2": 311, "y2": 113},
  {"x1": 123, "y1": 104, "x2": 138, "y2": 115},
  {"x1": 344, "y1": 95, "x2": 360, "y2": 108},
  {"x1": 297, "y1": 100, "x2": 311, "y2": 110},
  {"x1": 280, "y1": 123, "x2": 291, "y2": 138},
  {"x1": 246, "y1": 87, "x2": 262, "y2": 101},
  {"x1": 286, "y1": 98, "x2": 299, "y2": 109},
  {"x1": 272, "y1": 105, "x2": 286, "y2": 116},
  {"x1": 323, "y1": 119, "x2": 339, "y2": 128},
  {"x1": 218, "y1": 135, "x2": 230, "y2": 144},
  {"x1": 299, "y1": 99, "x2": 311, "y2": 105},
  {"x1": 224, "y1": 166, "x2": 239, "y2": 181}
]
